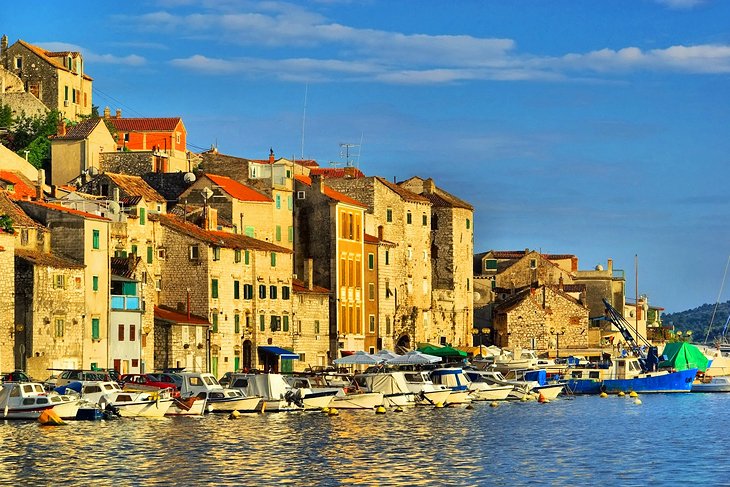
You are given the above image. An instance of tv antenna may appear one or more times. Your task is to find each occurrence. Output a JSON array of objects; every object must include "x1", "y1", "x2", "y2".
[{"x1": 329, "y1": 143, "x2": 361, "y2": 168}]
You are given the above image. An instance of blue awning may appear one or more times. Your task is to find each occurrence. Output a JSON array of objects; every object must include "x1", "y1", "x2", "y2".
[{"x1": 258, "y1": 346, "x2": 299, "y2": 360}]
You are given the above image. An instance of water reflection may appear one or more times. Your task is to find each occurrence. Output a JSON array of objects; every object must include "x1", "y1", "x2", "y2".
[{"x1": 1, "y1": 396, "x2": 730, "y2": 485}]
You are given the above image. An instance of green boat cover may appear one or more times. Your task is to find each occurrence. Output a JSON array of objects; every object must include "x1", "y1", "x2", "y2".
[
  {"x1": 417, "y1": 344, "x2": 468, "y2": 358},
  {"x1": 658, "y1": 342, "x2": 708, "y2": 372}
]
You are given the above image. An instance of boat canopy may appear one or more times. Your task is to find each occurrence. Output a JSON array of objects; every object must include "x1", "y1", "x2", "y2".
[
  {"x1": 258, "y1": 346, "x2": 299, "y2": 360},
  {"x1": 659, "y1": 342, "x2": 708, "y2": 372},
  {"x1": 417, "y1": 345, "x2": 468, "y2": 358}
]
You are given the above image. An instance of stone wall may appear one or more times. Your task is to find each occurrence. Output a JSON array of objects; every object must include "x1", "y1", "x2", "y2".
[
  {"x1": 0, "y1": 91, "x2": 48, "y2": 118},
  {"x1": 100, "y1": 152, "x2": 154, "y2": 176},
  {"x1": 0, "y1": 232, "x2": 14, "y2": 371},
  {"x1": 292, "y1": 290, "x2": 330, "y2": 370}
]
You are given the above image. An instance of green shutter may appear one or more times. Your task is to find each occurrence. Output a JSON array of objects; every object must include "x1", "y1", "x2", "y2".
[
  {"x1": 245, "y1": 250, "x2": 250, "y2": 265},
  {"x1": 139, "y1": 207, "x2": 146, "y2": 225},
  {"x1": 147, "y1": 246, "x2": 153, "y2": 264},
  {"x1": 271, "y1": 252, "x2": 277, "y2": 267},
  {"x1": 276, "y1": 225, "x2": 281, "y2": 241},
  {"x1": 283, "y1": 315, "x2": 289, "y2": 332},
  {"x1": 91, "y1": 318, "x2": 100, "y2": 340},
  {"x1": 92, "y1": 275, "x2": 99, "y2": 291},
  {"x1": 259, "y1": 315, "x2": 265, "y2": 331},
  {"x1": 234, "y1": 314, "x2": 240, "y2": 333},
  {"x1": 288, "y1": 226, "x2": 293, "y2": 242},
  {"x1": 368, "y1": 254, "x2": 374, "y2": 270},
  {"x1": 212, "y1": 279, "x2": 219, "y2": 298},
  {"x1": 92, "y1": 229, "x2": 100, "y2": 249},
  {"x1": 245, "y1": 226, "x2": 255, "y2": 237},
  {"x1": 234, "y1": 280, "x2": 240, "y2": 299},
  {"x1": 212, "y1": 313, "x2": 218, "y2": 333}
]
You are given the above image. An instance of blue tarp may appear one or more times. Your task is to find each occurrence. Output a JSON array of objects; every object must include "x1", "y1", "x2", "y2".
[
  {"x1": 54, "y1": 381, "x2": 82, "y2": 394},
  {"x1": 258, "y1": 346, "x2": 299, "y2": 360}
]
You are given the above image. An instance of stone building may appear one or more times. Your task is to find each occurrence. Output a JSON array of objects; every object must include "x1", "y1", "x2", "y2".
[
  {"x1": 0, "y1": 230, "x2": 14, "y2": 372},
  {"x1": 14, "y1": 249, "x2": 85, "y2": 379},
  {"x1": 399, "y1": 176, "x2": 474, "y2": 350},
  {"x1": 363, "y1": 233, "x2": 379, "y2": 353},
  {"x1": 50, "y1": 118, "x2": 117, "y2": 186},
  {"x1": 573, "y1": 258, "x2": 626, "y2": 319},
  {"x1": 0, "y1": 35, "x2": 92, "y2": 121},
  {"x1": 324, "y1": 176, "x2": 432, "y2": 354},
  {"x1": 492, "y1": 285, "x2": 590, "y2": 357},
  {"x1": 291, "y1": 271, "x2": 331, "y2": 370},
  {"x1": 293, "y1": 174, "x2": 367, "y2": 357},
  {"x1": 18, "y1": 200, "x2": 111, "y2": 370},
  {"x1": 0, "y1": 64, "x2": 48, "y2": 119},
  {"x1": 153, "y1": 305, "x2": 210, "y2": 372}
]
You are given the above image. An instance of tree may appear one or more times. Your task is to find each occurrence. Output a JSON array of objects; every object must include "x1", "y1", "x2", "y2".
[
  {"x1": 0, "y1": 103, "x2": 12, "y2": 129},
  {"x1": 0, "y1": 109, "x2": 59, "y2": 168}
]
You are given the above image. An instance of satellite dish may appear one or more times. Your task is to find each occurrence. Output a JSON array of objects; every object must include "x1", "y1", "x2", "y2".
[
  {"x1": 87, "y1": 166, "x2": 99, "y2": 176},
  {"x1": 595, "y1": 265, "x2": 604, "y2": 271},
  {"x1": 108, "y1": 201, "x2": 120, "y2": 214},
  {"x1": 184, "y1": 172, "x2": 196, "y2": 184}
]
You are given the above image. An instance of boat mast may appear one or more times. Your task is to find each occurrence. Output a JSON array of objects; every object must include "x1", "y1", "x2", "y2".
[
  {"x1": 704, "y1": 254, "x2": 730, "y2": 344},
  {"x1": 635, "y1": 254, "x2": 639, "y2": 344}
]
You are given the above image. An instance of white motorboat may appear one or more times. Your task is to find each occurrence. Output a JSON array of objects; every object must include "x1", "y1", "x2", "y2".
[
  {"x1": 0, "y1": 382, "x2": 81, "y2": 420},
  {"x1": 401, "y1": 370, "x2": 452, "y2": 406},
  {"x1": 503, "y1": 369, "x2": 565, "y2": 400},
  {"x1": 230, "y1": 373, "x2": 304, "y2": 412},
  {"x1": 353, "y1": 372, "x2": 415, "y2": 407},
  {"x1": 178, "y1": 372, "x2": 262, "y2": 413},
  {"x1": 473, "y1": 369, "x2": 536, "y2": 400},
  {"x1": 283, "y1": 376, "x2": 341, "y2": 410},
  {"x1": 692, "y1": 375, "x2": 730, "y2": 393},
  {"x1": 429, "y1": 368, "x2": 473, "y2": 405},
  {"x1": 70, "y1": 381, "x2": 173, "y2": 418},
  {"x1": 463, "y1": 370, "x2": 514, "y2": 401},
  {"x1": 328, "y1": 390, "x2": 385, "y2": 410},
  {"x1": 166, "y1": 396, "x2": 206, "y2": 416}
]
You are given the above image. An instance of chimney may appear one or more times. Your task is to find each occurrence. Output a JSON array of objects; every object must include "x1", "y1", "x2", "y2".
[
  {"x1": 304, "y1": 258, "x2": 314, "y2": 290},
  {"x1": 559, "y1": 275, "x2": 564, "y2": 291},
  {"x1": 112, "y1": 187, "x2": 120, "y2": 203},
  {"x1": 1, "y1": 35, "x2": 7, "y2": 58},
  {"x1": 36, "y1": 169, "x2": 45, "y2": 201},
  {"x1": 57, "y1": 119, "x2": 66, "y2": 137},
  {"x1": 425, "y1": 178, "x2": 436, "y2": 194},
  {"x1": 207, "y1": 207, "x2": 218, "y2": 230},
  {"x1": 377, "y1": 225, "x2": 384, "y2": 241},
  {"x1": 269, "y1": 148, "x2": 275, "y2": 163},
  {"x1": 103, "y1": 106, "x2": 110, "y2": 119},
  {"x1": 344, "y1": 166, "x2": 356, "y2": 178},
  {"x1": 607, "y1": 259, "x2": 613, "y2": 274},
  {"x1": 312, "y1": 174, "x2": 323, "y2": 194},
  {"x1": 115, "y1": 109, "x2": 122, "y2": 119}
]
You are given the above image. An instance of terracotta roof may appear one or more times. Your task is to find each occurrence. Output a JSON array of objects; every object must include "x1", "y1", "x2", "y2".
[
  {"x1": 154, "y1": 305, "x2": 210, "y2": 326},
  {"x1": 0, "y1": 190, "x2": 42, "y2": 228},
  {"x1": 105, "y1": 173, "x2": 166, "y2": 203},
  {"x1": 375, "y1": 177, "x2": 430, "y2": 204},
  {"x1": 294, "y1": 159, "x2": 319, "y2": 168},
  {"x1": 15, "y1": 248, "x2": 84, "y2": 269},
  {"x1": 294, "y1": 175, "x2": 367, "y2": 208},
  {"x1": 310, "y1": 167, "x2": 365, "y2": 179},
  {"x1": 292, "y1": 278, "x2": 330, "y2": 294},
  {"x1": 105, "y1": 117, "x2": 182, "y2": 132},
  {"x1": 488, "y1": 250, "x2": 576, "y2": 260},
  {"x1": 205, "y1": 174, "x2": 272, "y2": 202},
  {"x1": 25, "y1": 200, "x2": 110, "y2": 221},
  {"x1": 157, "y1": 213, "x2": 292, "y2": 253},
  {"x1": 418, "y1": 191, "x2": 473, "y2": 211},
  {"x1": 0, "y1": 171, "x2": 36, "y2": 200},
  {"x1": 16, "y1": 39, "x2": 93, "y2": 81},
  {"x1": 53, "y1": 118, "x2": 106, "y2": 140}
]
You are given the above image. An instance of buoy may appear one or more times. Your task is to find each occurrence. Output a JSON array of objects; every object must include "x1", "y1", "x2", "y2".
[
  {"x1": 634, "y1": 399, "x2": 642, "y2": 405},
  {"x1": 538, "y1": 393, "x2": 547, "y2": 403},
  {"x1": 228, "y1": 410, "x2": 241, "y2": 420},
  {"x1": 600, "y1": 392, "x2": 608, "y2": 398},
  {"x1": 434, "y1": 402, "x2": 444, "y2": 408},
  {"x1": 322, "y1": 407, "x2": 330, "y2": 414},
  {"x1": 490, "y1": 401, "x2": 499, "y2": 408},
  {"x1": 327, "y1": 408, "x2": 339, "y2": 416},
  {"x1": 375, "y1": 406, "x2": 387, "y2": 414},
  {"x1": 618, "y1": 391, "x2": 625, "y2": 397},
  {"x1": 394, "y1": 406, "x2": 404, "y2": 413},
  {"x1": 629, "y1": 391, "x2": 639, "y2": 398},
  {"x1": 520, "y1": 395, "x2": 529, "y2": 402},
  {"x1": 38, "y1": 409, "x2": 64, "y2": 426}
]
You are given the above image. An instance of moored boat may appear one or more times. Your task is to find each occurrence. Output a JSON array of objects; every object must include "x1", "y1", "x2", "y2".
[
  {"x1": 0, "y1": 382, "x2": 82, "y2": 420},
  {"x1": 178, "y1": 372, "x2": 263, "y2": 413},
  {"x1": 429, "y1": 368, "x2": 473, "y2": 405}
]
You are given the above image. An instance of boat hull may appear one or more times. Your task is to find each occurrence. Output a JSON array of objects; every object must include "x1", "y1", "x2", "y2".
[
  {"x1": 534, "y1": 383, "x2": 564, "y2": 400},
  {"x1": 469, "y1": 385, "x2": 513, "y2": 401},
  {"x1": 692, "y1": 376, "x2": 730, "y2": 393},
  {"x1": 112, "y1": 398, "x2": 173, "y2": 418},
  {"x1": 208, "y1": 396, "x2": 262, "y2": 413},
  {"x1": 382, "y1": 393, "x2": 415, "y2": 407},
  {"x1": 415, "y1": 389, "x2": 452, "y2": 406},
  {"x1": 569, "y1": 368, "x2": 697, "y2": 394},
  {"x1": 328, "y1": 392, "x2": 384, "y2": 410},
  {"x1": 445, "y1": 390, "x2": 472, "y2": 405},
  {"x1": 166, "y1": 397, "x2": 206, "y2": 416}
]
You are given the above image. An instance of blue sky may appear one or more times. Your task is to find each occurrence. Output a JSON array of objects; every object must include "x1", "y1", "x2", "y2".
[{"x1": 5, "y1": 0, "x2": 730, "y2": 313}]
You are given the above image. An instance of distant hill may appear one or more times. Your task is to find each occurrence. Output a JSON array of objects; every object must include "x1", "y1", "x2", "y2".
[{"x1": 663, "y1": 300, "x2": 730, "y2": 341}]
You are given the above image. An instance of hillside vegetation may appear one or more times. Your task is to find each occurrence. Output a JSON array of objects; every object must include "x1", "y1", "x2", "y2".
[{"x1": 663, "y1": 300, "x2": 730, "y2": 341}]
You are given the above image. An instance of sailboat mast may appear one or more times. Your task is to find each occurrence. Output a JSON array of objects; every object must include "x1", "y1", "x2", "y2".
[
  {"x1": 635, "y1": 254, "x2": 639, "y2": 344},
  {"x1": 704, "y1": 254, "x2": 730, "y2": 344}
]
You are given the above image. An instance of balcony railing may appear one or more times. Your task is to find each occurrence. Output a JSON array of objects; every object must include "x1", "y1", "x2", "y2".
[{"x1": 111, "y1": 295, "x2": 141, "y2": 310}]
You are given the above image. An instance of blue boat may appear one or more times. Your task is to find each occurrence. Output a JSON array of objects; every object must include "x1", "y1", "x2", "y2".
[{"x1": 565, "y1": 357, "x2": 697, "y2": 394}]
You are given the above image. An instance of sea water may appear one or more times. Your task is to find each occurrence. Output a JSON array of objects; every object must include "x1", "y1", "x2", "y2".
[{"x1": 0, "y1": 394, "x2": 726, "y2": 486}]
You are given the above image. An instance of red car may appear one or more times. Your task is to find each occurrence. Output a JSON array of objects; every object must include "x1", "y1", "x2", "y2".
[{"x1": 120, "y1": 373, "x2": 180, "y2": 391}]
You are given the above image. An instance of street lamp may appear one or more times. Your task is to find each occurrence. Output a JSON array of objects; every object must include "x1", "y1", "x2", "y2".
[
  {"x1": 471, "y1": 327, "x2": 491, "y2": 356},
  {"x1": 676, "y1": 330, "x2": 683, "y2": 342},
  {"x1": 550, "y1": 327, "x2": 566, "y2": 358},
  {"x1": 686, "y1": 330, "x2": 693, "y2": 343}
]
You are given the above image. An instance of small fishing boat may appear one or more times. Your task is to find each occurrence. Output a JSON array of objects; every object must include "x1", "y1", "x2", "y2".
[
  {"x1": 178, "y1": 372, "x2": 262, "y2": 413},
  {"x1": 462, "y1": 370, "x2": 514, "y2": 401},
  {"x1": 692, "y1": 375, "x2": 730, "y2": 393},
  {"x1": 401, "y1": 370, "x2": 453, "y2": 406},
  {"x1": 354, "y1": 371, "x2": 415, "y2": 407},
  {"x1": 0, "y1": 382, "x2": 82, "y2": 419},
  {"x1": 166, "y1": 396, "x2": 206, "y2": 416},
  {"x1": 429, "y1": 368, "x2": 473, "y2": 405},
  {"x1": 230, "y1": 373, "x2": 304, "y2": 412},
  {"x1": 283, "y1": 376, "x2": 341, "y2": 410}
]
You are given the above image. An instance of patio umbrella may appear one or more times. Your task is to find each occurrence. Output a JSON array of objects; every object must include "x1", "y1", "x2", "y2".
[
  {"x1": 387, "y1": 350, "x2": 442, "y2": 365},
  {"x1": 375, "y1": 349, "x2": 400, "y2": 361},
  {"x1": 333, "y1": 351, "x2": 383, "y2": 365},
  {"x1": 417, "y1": 344, "x2": 468, "y2": 358}
]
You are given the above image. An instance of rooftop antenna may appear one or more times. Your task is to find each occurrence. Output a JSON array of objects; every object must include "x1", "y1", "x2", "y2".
[
  {"x1": 329, "y1": 143, "x2": 360, "y2": 168},
  {"x1": 301, "y1": 84, "x2": 308, "y2": 161}
]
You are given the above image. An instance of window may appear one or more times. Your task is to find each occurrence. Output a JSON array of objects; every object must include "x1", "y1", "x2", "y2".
[
  {"x1": 282, "y1": 286, "x2": 290, "y2": 300},
  {"x1": 422, "y1": 213, "x2": 428, "y2": 226},
  {"x1": 288, "y1": 226, "x2": 293, "y2": 242},
  {"x1": 91, "y1": 318, "x2": 100, "y2": 340},
  {"x1": 369, "y1": 283, "x2": 375, "y2": 300},
  {"x1": 54, "y1": 274, "x2": 66, "y2": 289},
  {"x1": 369, "y1": 315, "x2": 375, "y2": 333},
  {"x1": 243, "y1": 284, "x2": 253, "y2": 300},
  {"x1": 212, "y1": 313, "x2": 218, "y2": 333},
  {"x1": 368, "y1": 253, "x2": 374, "y2": 270},
  {"x1": 406, "y1": 211, "x2": 412, "y2": 224},
  {"x1": 213, "y1": 247, "x2": 221, "y2": 261},
  {"x1": 259, "y1": 314, "x2": 265, "y2": 332},
  {"x1": 530, "y1": 259, "x2": 537, "y2": 269},
  {"x1": 92, "y1": 229, "x2": 100, "y2": 249},
  {"x1": 92, "y1": 275, "x2": 99, "y2": 292},
  {"x1": 155, "y1": 278, "x2": 162, "y2": 291},
  {"x1": 139, "y1": 207, "x2": 146, "y2": 225},
  {"x1": 270, "y1": 285, "x2": 278, "y2": 300},
  {"x1": 157, "y1": 248, "x2": 166, "y2": 260},
  {"x1": 385, "y1": 250, "x2": 390, "y2": 265},
  {"x1": 130, "y1": 324, "x2": 136, "y2": 342},
  {"x1": 211, "y1": 279, "x2": 219, "y2": 298},
  {"x1": 234, "y1": 314, "x2": 240, "y2": 334},
  {"x1": 407, "y1": 246, "x2": 413, "y2": 260},
  {"x1": 297, "y1": 191, "x2": 306, "y2": 200},
  {"x1": 386, "y1": 208, "x2": 393, "y2": 223},
  {"x1": 467, "y1": 278, "x2": 471, "y2": 291},
  {"x1": 55, "y1": 319, "x2": 64, "y2": 338},
  {"x1": 234, "y1": 249, "x2": 241, "y2": 263},
  {"x1": 131, "y1": 244, "x2": 138, "y2": 256},
  {"x1": 466, "y1": 218, "x2": 471, "y2": 230},
  {"x1": 64, "y1": 85, "x2": 69, "y2": 101},
  {"x1": 287, "y1": 195, "x2": 293, "y2": 210},
  {"x1": 485, "y1": 259, "x2": 497, "y2": 271},
  {"x1": 118, "y1": 324, "x2": 125, "y2": 341},
  {"x1": 14, "y1": 56, "x2": 21, "y2": 69},
  {"x1": 271, "y1": 252, "x2": 277, "y2": 267},
  {"x1": 276, "y1": 226, "x2": 282, "y2": 242},
  {"x1": 314, "y1": 320, "x2": 320, "y2": 335},
  {"x1": 234, "y1": 280, "x2": 240, "y2": 299},
  {"x1": 283, "y1": 316, "x2": 289, "y2": 332},
  {"x1": 244, "y1": 250, "x2": 250, "y2": 265},
  {"x1": 189, "y1": 245, "x2": 200, "y2": 260},
  {"x1": 147, "y1": 246, "x2": 153, "y2": 264},
  {"x1": 259, "y1": 285, "x2": 267, "y2": 299},
  {"x1": 270, "y1": 315, "x2": 281, "y2": 331},
  {"x1": 386, "y1": 316, "x2": 391, "y2": 335},
  {"x1": 276, "y1": 195, "x2": 281, "y2": 209}
]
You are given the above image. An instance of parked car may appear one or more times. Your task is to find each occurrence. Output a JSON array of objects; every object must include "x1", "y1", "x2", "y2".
[
  {"x1": 120, "y1": 373, "x2": 180, "y2": 391},
  {"x1": 146, "y1": 373, "x2": 182, "y2": 390},
  {"x1": 0, "y1": 371, "x2": 33, "y2": 383},
  {"x1": 55, "y1": 370, "x2": 111, "y2": 387}
]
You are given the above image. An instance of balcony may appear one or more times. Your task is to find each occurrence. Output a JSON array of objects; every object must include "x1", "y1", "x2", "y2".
[{"x1": 111, "y1": 295, "x2": 141, "y2": 311}]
